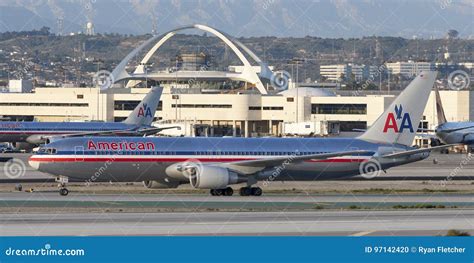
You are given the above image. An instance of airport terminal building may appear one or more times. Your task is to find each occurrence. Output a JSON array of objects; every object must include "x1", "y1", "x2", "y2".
[
  {"x1": 1, "y1": 24, "x2": 472, "y2": 146},
  {"x1": 1, "y1": 85, "x2": 473, "y2": 144}
]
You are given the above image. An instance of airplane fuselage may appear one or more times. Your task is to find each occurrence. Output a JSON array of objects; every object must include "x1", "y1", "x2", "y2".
[
  {"x1": 0, "y1": 121, "x2": 150, "y2": 144},
  {"x1": 436, "y1": 122, "x2": 474, "y2": 145},
  {"x1": 29, "y1": 137, "x2": 427, "y2": 183}
]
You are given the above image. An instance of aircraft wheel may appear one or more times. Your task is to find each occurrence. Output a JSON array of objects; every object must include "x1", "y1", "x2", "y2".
[
  {"x1": 223, "y1": 187, "x2": 233, "y2": 196},
  {"x1": 210, "y1": 189, "x2": 216, "y2": 196},
  {"x1": 239, "y1": 187, "x2": 251, "y2": 196},
  {"x1": 59, "y1": 188, "x2": 69, "y2": 196},
  {"x1": 214, "y1": 189, "x2": 223, "y2": 196},
  {"x1": 251, "y1": 187, "x2": 263, "y2": 196}
]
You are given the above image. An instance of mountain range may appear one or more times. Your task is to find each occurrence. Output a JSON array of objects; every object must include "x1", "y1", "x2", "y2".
[{"x1": 0, "y1": 0, "x2": 472, "y2": 38}]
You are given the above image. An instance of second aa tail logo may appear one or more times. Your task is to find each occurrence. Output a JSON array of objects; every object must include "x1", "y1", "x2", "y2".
[
  {"x1": 383, "y1": 104, "x2": 414, "y2": 133},
  {"x1": 137, "y1": 103, "x2": 153, "y2": 118}
]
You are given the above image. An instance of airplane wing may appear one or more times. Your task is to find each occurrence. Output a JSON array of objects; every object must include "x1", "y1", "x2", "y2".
[
  {"x1": 221, "y1": 150, "x2": 375, "y2": 174},
  {"x1": 50, "y1": 128, "x2": 138, "y2": 138},
  {"x1": 380, "y1": 144, "x2": 460, "y2": 158},
  {"x1": 439, "y1": 126, "x2": 474, "y2": 133},
  {"x1": 416, "y1": 128, "x2": 436, "y2": 133},
  {"x1": 136, "y1": 126, "x2": 181, "y2": 136}
]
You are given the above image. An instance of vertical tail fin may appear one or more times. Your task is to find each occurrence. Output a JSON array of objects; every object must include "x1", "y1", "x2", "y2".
[
  {"x1": 434, "y1": 83, "x2": 447, "y2": 125},
  {"x1": 358, "y1": 71, "x2": 437, "y2": 146},
  {"x1": 123, "y1": 86, "x2": 163, "y2": 126}
]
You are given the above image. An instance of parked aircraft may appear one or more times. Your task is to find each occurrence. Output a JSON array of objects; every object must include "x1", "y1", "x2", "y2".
[
  {"x1": 0, "y1": 86, "x2": 174, "y2": 151},
  {"x1": 433, "y1": 84, "x2": 474, "y2": 146}
]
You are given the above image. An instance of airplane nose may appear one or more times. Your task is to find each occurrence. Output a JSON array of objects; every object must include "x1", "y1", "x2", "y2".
[{"x1": 28, "y1": 156, "x2": 40, "y2": 170}]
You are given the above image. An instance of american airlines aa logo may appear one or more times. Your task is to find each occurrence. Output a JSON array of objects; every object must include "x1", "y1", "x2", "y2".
[
  {"x1": 383, "y1": 104, "x2": 414, "y2": 133},
  {"x1": 137, "y1": 103, "x2": 153, "y2": 118}
]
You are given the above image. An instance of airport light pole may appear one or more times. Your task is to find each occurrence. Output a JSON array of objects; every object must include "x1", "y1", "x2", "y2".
[
  {"x1": 93, "y1": 59, "x2": 103, "y2": 121},
  {"x1": 290, "y1": 58, "x2": 304, "y2": 123},
  {"x1": 139, "y1": 62, "x2": 152, "y2": 88}
]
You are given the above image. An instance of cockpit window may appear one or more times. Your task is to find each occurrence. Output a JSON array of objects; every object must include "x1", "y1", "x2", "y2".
[{"x1": 40, "y1": 148, "x2": 57, "y2": 154}]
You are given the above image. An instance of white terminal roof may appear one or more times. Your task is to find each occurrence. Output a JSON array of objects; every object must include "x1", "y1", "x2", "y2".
[{"x1": 279, "y1": 87, "x2": 336, "y2": 97}]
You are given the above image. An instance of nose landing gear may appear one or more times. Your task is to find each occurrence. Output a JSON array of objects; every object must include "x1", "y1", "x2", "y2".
[
  {"x1": 59, "y1": 187, "x2": 69, "y2": 196},
  {"x1": 56, "y1": 176, "x2": 69, "y2": 196}
]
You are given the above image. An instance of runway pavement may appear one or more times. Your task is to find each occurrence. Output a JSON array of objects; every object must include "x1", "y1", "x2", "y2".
[
  {"x1": 1, "y1": 210, "x2": 472, "y2": 236},
  {"x1": 1, "y1": 192, "x2": 473, "y2": 203}
]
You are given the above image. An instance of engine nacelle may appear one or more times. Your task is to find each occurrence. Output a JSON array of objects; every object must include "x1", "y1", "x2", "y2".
[
  {"x1": 25, "y1": 135, "x2": 48, "y2": 144},
  {"x1": 143, "y1": 179, "x2": 180, "y2": 189},
  {"x1": 12, "y1": 142, "x2": 35, "y2": 152},
  {"x1": 189, "y1": 166, "x2": 245, "y2": 189}
]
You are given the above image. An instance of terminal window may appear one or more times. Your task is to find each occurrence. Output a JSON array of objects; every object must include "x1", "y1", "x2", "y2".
[
  {"x1": 115, "y1": 101, "x2": 163, "y2": 111},
  {"x1": 311, "y1": 104, "x2": 367, "y2": 115},
  {"x1": 172, "y1": 104, "x2": 232, "y2": 108},
  {"x1": 248, "y1": 106, "x2": 261, "y2": 110},
  {"x1": 115, "y1": 100, "x2": 140, "y2": 111},
  {"x1": 262, "y1": 107, "x2": 284, "y2": 111}
]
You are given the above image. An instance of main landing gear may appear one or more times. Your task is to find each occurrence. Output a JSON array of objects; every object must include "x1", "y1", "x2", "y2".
[
  {"x1": 210, "y1": 187, "x2": 234, "y2": 196},
  {"x1": 239, "y1": 187, "x2": 262, "y2": 196},
  {"x1": 209, "y1": 186, "x2": 263, "y2": 196},
  {"x1": 56, "y1": 176, "x2": 69, "y2": 196}
]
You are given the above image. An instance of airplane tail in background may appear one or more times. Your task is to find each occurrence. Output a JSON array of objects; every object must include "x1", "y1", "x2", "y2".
[
  {"x1": 434, "y1": 83, "x2": 447, "y2": 125},
  {"x1": 123, "y1": 86, "x2": 163, "y2": 127},
  {"x1": 358, "y1": 71, "x2": 437, "y2": 146}
]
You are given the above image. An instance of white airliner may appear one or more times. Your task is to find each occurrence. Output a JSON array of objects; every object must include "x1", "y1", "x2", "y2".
[
  {"x1": 433, "y1": 84, "x2": 474, "y2": 146},
  {"x1": 30, "y1": 71, "x2": 452, "y2": 196},
  {"x1": 0, "y1": 86, "x2": 176, "y2": 151}
]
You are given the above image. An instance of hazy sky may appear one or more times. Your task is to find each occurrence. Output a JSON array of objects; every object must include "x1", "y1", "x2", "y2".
[{"x1": 0, "y1": 0, "x2": 472, "y2": 38}]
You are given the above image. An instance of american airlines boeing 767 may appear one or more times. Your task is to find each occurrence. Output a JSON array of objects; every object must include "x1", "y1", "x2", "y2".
[{"x1": 30, "y1": 71, "x2": 452, "y2": 196}]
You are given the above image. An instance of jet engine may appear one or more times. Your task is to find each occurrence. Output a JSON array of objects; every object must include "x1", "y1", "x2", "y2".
[
  {"x1": 12, "y1": 142, "x2": 35, "y2": 152},
  {"x1": 25, "y1": 135, "x2": 49, "y2": 144},
  {"x1": 143, "y1": 179, "x2": 180, "y2": 189},
  {"x1": 188, "y1": 166, "x2": 245, "y2": 189}
]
